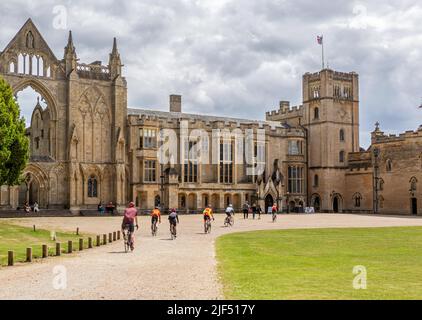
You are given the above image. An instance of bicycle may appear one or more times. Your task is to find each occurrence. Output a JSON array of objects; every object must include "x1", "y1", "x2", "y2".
[
  {"x1": 272, "y1": 212, "x2": 277, "y2": 222},
  {"x1": 204, "y1": 218, "x2": 212, "y2": 234},
  {"x1": 224, "y1": 215, "x2": 234, "y2": 227},
  {"x1": 122, "y1": 225, "x2": 135, "y2": 252},
  {"x1": 170, "y1": 223, "x2": 177, "y2": 240},
  {"x1": 151, "y1": 220, "x2": 158, "y2": 236}
]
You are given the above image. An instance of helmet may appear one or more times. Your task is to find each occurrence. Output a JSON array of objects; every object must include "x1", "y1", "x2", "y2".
[
  {"x1": 229, "y1": 204, "x2": 233, "y2": 207},
  {"x1": 171, "y1": 208, "x2": 176, "y2": 213},
  {"x1": 128, "y1": 202, "x2": 135, "y2": 208}
]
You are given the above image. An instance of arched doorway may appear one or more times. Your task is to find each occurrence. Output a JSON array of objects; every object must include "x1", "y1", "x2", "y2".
[
  {"x1": 312, "y1": 195, "x2": 321, "y2": 212},
  {"x1": 18, "y1": 172, "x2": 45, "y2": 207},
  {"x1": 289, "y1": 201, "x2": 296, "y2": 213},
  {"x1": 265, "y1": 194, "x2": 274, "y2": 213},
  {"x1": 333, "y1": 195, "x2": 342, "y2": 213}
]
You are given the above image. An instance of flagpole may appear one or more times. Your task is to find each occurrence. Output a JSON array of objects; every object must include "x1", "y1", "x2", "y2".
[{"x1": 321, "y1": 34, "x2": 325, "y2": 69}]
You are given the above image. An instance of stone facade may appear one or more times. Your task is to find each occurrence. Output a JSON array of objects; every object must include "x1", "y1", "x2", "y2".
[{"x1": 0, "y1": 19, "x2": 420, "y2": 215}]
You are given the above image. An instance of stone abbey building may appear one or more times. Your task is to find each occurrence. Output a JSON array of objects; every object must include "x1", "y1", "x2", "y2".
[{"x1": 0, "y1": 19, "x2": 421, "y2": 215}]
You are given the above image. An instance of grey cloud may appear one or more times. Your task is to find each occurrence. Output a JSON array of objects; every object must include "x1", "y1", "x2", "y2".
[{"x1": 1, "y1": 0, "x2": 422, "y2": 149}]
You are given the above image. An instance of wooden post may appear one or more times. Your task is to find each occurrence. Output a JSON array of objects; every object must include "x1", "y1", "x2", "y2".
[
  {"x1": 33, "y1": 225, "x2": 36, "y2": 232},
  {"x1": 76, "y1": 227, "x2": 79, "y2": 235},
  {"x1": 103, "y1": 234, "x2": 107, "y2": 245},
  {"x1": 113, "y1": 231, "x2": 116, "y2": 241},
  {"x1": 96, "y1": 235, "x2": 101, "y2": 246},
  {"x1": 42, "y1": 245, "x2": 48, "y2": 258},
  {"x1": 26, "y1": 247, "x2": 32, "y2": 262},
  {"x1": 88, "y1": 237, "x2": 93, "y2": 248},
  {"x1": 79, "y1": 238, "x2": 84, "y2": 251},
  {"x1": 56, "y1": 243, "x2": 61, "y2": 256},
  {"x1": 117, "y1": 230, "x2": 121, "y2": 240},
  {"x1": 108, "y1": 233, "x2": 112, "y2": 243},
  {"x1": 8, "y1": 251, "x2": 14, "y2": 266},
  {"x1": 67, "y1": 240, "x2": 73, "y2": 254}
]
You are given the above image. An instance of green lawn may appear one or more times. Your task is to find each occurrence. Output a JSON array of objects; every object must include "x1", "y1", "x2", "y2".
[
  {"x1": 0, "y1": 222, "x2": 91, "y2": 265},
  {"x1": 216, "y1": 227, "x2": 422, "y2": 300}
]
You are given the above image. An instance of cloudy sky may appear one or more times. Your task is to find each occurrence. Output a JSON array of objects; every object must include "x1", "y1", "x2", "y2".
[{"x1": 1, "y1": 0, "x2": 422, "y2": 148}]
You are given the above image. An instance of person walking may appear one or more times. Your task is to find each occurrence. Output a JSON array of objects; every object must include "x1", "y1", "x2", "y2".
[
  {"x1": 243, "y1": 202, "x2": 250, "y2": 219},
  {"x1": 252, "y1": 203, "x2": 257, "y2": 219},
  {"x1": 257, "y1": 204, "x2": 262, "y2": 219}
]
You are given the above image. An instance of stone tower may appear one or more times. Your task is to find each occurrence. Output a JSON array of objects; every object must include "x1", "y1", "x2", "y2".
[{"x1": 302, "y1": 69, "x2": 359, "y2": 212}]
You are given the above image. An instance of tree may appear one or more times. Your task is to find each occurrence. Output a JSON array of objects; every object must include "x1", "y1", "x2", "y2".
[{"x1": 0, "y1": 76, "x2": 29, "y2": 186}]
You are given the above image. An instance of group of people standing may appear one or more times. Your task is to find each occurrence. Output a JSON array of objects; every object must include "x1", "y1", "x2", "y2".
[{"x1": 241, "y1": 202, "x2": 266, "y2": 219}]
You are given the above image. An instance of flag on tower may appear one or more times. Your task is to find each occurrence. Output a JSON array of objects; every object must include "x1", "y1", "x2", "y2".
[{"x1": 317, "y1": 35, "x2": 323, "y2": 45}]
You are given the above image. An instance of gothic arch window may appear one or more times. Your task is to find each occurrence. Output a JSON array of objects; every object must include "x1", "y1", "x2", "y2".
[
  {"x1": 314, "y1": 174, "x2": 319, "y2": 187},
  {"x1": 9, "y1": 61, "x2": 15, "y2": 73},
  {"x1": 87, "y1": 175, "x2": 98, "y2": 198},
  {"x1": 18, "y1": 54, "x2": 24, "y2": 74},
  {"x1": 379, "y1": 178, "x2": 384, "y2": 191},
  {"x1": 386, "y1": 159, "x2": 392, "y2": 172},
  {"x1": 379, "y1": 195, "x2": 384, "y2": 209},
  {"x1": 339, "y1": 150, "x2": 345, "y2": 163},
  {"x1": 339, "y1": 129, "x2": 345, "y2": 142},
  {"x1": 353, "y1": 193, "x2": 362, "y2": 208},
  {"x1": 410, "y1": 177, "x2": 417, "y2": 192},
  {"x1": 314, "y1": 107, "x2": 319, "y2": 120}
]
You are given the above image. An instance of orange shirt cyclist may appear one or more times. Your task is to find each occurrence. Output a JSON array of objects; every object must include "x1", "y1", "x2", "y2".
[
  {"x1": 203, "y1": 205, "x2": 215, "y2": 223},
  {"x1": 151, "y1": 206, "x2": 162, "y2": 225}
]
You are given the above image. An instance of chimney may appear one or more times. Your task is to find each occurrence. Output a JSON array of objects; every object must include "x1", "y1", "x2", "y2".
[{"x1": 170, "y1": 94, "x2": 182, "y2": 113}]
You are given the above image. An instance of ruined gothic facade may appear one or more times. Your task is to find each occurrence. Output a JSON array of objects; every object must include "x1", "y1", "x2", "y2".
[{"x1": 0, "y1": 20, "x2": 420, "y2": 215}]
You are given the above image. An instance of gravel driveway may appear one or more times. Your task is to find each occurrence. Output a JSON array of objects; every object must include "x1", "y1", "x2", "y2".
[{"x1": 1, "y1": 213, "x2": 422, "y2": 300}]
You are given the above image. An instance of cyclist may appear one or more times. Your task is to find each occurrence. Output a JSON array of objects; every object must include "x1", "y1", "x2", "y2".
[
  {"x1": 225, "y1": 204, "x2": 235, "y2": 225},
  {"x1": 121, "y1": 202, "x2": 139, "y2": 250},
  {"x1": 271, "y1": 203, "x2": 278, "y2": 222},
  {"x1": 168, "y1": 208, "x2": 179, "y2": 238},
  {"x1": 203, "y1": 205, "x2": 214, "y2": 231},
  {"x1": 151, "y1": 206, "x2": 161, "y2": 234}
]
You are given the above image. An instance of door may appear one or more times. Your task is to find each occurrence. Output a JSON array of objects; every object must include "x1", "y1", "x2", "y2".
[
  {"x1": 411, "y1": 198, "x2": 418, "y2": 215},
  {"x1": 265, "y1": 194, "x2": 274, "y2": 213},
  {"x1": 333, "y1": 197, "x2": 339, "y2": 213}
]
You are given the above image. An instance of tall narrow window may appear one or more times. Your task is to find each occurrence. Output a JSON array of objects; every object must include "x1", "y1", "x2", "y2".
[
  {"x1": 144, "y1": 160, "x2": 157, "y2": 182},
  {"x1": 314, "y1": 107, "x2": 319, "y2": 120},
  {"x1": 339, "y1": 150, "x2": 345, "y2": 163},
  {"x1": 339, "y1": 129, "x2": 345, "y2": 142},
  {"x1": 386, "y1": 159, "x2": 392, "y2": 172},
  {"x1": 87, "y1": 175, "x2": 98, "y2": 198},
  {"x1": 353, "y1": 193, "x2": 362, "y2": 207},
  {"x1": 183, "y1": 140, "x2": 198, "y2": 183},
  {"x1": 379, "y1": 178, "x2": 384, "y2": 191},
  {"x1": 288, "y1": 166, "x2": 304, "y2": 194},
  {"x1": 410, "y1": 177, "x2": 417, "y2": 192},
  {"x1": 220, "y1": 140, "x2": 233, "y2": 184}
]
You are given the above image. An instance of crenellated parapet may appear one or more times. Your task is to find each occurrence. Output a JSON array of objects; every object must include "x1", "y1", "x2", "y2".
[
  {"x1": 265, "y1": 100, "x2": 304, "y2": 122},
  {"x1": 372, "y1": 126, "x2": 422, "y2": 144}
]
